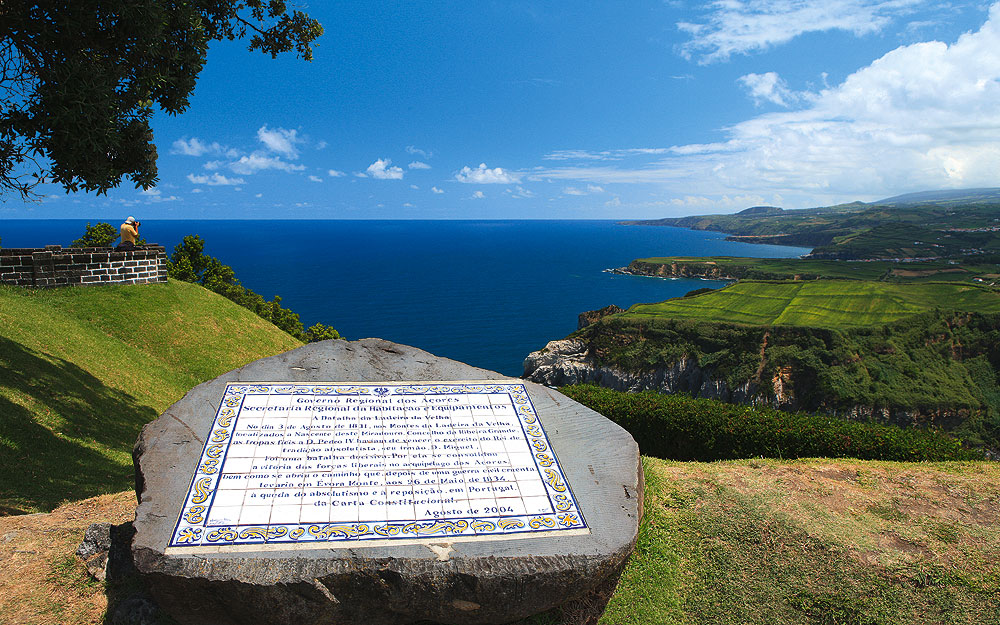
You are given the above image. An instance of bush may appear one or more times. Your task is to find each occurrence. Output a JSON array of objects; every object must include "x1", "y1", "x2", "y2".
[
  {"x1": 69, "y1": 222, "x2": 116, "y2": 247},
  {"x1": 560, "y1": 384, "x2": 983, "y2": 462},
  {"x1": 683, "y1": 287, "x2": 716, "y2": 298}
]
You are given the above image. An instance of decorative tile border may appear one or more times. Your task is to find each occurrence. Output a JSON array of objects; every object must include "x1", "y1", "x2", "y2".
[{"x1": 168, "y1": 382, "x2": 587, "y2": 551}]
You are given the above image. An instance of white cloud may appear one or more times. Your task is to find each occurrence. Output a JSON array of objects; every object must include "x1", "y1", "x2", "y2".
[
  {"x1": 187, "y1": 173, "x2": 245, "y2": 186},
  {"x1": 738, "y1": 72, "x2": 801, "y2": 106},
  {"x1": 328, "y1": 169, "x2": 347, "y2": 177},
  {"x1": 506, "y1": 186, "x2": 535, "y2": 198},
  {"x1": 562, "y1": 184, "x2": 606, "y2": 195},
  {"x1": 408, "y1": 161, "x2": 432, "y2": 170},
  {"x1": 230, "y1": 153, "x2": 306, "y2": 175},
  {"x1": 403, "y1": 202, "x2": 415, "y2": 207},
  {"x1": 679, "y1": 0, "x2": 928, "y2": 63},
  {"x1": 308, "y1": 175, "x2": 323, "y2": 182},
  {"x1": 431, "y1": 186, "x2": 445, "y2": 194},
  {"x1": 410, "y1": 184, "x2": 420, "y2": 190},
  {"x1": 455, "y1": 163, "x2": 521, "y2": 184},
  {"x1": 257, "y1": 125, "x2": 301, "y2": 158},
  {"x1": 191, "y1": 188, "x2": 203, "y2": 193},
  {"x1": 406, "y1": 145, "x2": 432, "y2": 158},
  {"x1": 171, "y1": 137, "x2": 237, "y2": 158},
  {"x1": 471, "y1": 190, "x2": 486, "y2": 199},
  {"x1": 543, "y1": 148, "x2": 671, "y2": 161},
  {"x1": 538, "y1": 5, "x2": 1000, "y2": 205},
  {"x1": 316, "y1": 140, "x2": 328, "y2": 150},
  {"x1": 354, "y1": 172, "x2": 368, "y2": 178},
  {"x1": 255, "y1": 193, "x2": 263, "y2": 198},
  {"x1": 366, "y1": 158, "x2": 405, "y2": 180},
  {"x1": 147, "y1": 194, "x2": 180, "y2": 203}
]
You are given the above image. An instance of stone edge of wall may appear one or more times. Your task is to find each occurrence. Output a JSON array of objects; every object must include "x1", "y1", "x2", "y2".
[{"x1": 0, "y1": 245, "x2": 168, "y2": 288}]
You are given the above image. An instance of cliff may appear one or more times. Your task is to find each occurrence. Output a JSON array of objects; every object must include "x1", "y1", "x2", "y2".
[{"x1": 524, "y1": 310, "x2": 1000, "y2": 449}]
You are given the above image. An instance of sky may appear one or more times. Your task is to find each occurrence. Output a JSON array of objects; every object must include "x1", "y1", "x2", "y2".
[{"x1": 8, "y1": 1, "x2": 1000, "y2": 219}]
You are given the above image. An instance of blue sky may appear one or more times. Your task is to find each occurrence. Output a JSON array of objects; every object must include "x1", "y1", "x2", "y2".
[{"x1": 10, "y1": 1, "x2": 1000, "y2": 219}]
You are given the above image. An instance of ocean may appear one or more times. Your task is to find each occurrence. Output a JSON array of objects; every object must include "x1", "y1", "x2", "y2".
[{"x1": 1, "y1": 219, "x2": 810, "y2": 375}]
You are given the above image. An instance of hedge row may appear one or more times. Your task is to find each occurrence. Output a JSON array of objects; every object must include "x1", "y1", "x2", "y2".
[{"x1": 559, "y1": 385, "x2": 983, "y2": 462}]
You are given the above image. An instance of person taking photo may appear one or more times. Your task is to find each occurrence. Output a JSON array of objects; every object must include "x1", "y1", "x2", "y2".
[{"x1": 117, "y1": 216, "x2": 140, "y2": 251}]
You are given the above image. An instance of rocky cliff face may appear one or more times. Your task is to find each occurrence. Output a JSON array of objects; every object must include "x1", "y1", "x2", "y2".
[
  {"x1": 624, "y1": 260, "x2": 739, "y2": 281},
  {"x1": 523, "y1": 338, "x2": 760, "y2": 404},
  {"x1": 523, "y1": 339, "x2": 970, "y2": 431},
  {"x1": 577, "y1": 305, "x2": 625, "y2": 330}
]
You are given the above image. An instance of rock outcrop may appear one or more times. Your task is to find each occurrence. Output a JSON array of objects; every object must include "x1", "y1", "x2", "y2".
[
  {"x1": 132, "y1": 339, "x2": 643, "y2": 625},
  {"x1": 577, "y1": 305, "x2": 625, "y2": 330},
  {"x1": 523, "y1": 338, "x2": 758, "y2": 403},
  {"x1": 523, "y1": 338, "x2": 971, "y2": 430}
]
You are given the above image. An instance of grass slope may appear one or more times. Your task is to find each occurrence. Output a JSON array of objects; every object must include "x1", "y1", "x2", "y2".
[
  {"x1": 604, "y1": 457, "x2": 1000, "y2": 625},
  {"x1": 0, "y1": 280, "x2": 302, "y2": 514},
  {"x1": 622, "y1": 280, "x2": 1000, "y2": 328}
]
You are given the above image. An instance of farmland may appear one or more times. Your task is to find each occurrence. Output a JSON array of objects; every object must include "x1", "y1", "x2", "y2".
[{"x1": 620, "y1": 280, "x2": 1000, "y2": 328}]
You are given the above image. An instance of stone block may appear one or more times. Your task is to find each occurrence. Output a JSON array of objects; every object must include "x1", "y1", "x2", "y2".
[{"x1": 133, "y1": 339, "x2": 642, "y2": 625}]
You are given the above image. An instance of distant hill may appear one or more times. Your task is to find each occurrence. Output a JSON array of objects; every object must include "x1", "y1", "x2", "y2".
[
  {"x1": 622, "y1": 194, "x2": 1000, "y2": 259},
  {"x1": 737, "y1": 205, "x2": 784, "y2": 216},
  {"x1": 874, "y1": 188, "x2": 1000, "y2": 206}
]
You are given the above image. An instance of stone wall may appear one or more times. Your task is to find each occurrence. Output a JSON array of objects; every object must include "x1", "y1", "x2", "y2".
[{"x1": 0, "y1": 245, "x2": 168, "y2": 288}]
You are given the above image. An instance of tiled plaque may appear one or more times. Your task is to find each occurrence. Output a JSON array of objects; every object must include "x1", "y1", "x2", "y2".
[{"x1": 167, "y1": 382, "x2": 588, "y2": 552}]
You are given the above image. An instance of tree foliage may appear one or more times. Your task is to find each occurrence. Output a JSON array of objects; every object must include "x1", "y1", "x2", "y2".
[
  {"x1": 167, "y1": 234, "x2": 339, "y2": 343},
  {"x1": 68, "y1": 220, "x2": 146, "y2": 248},
  {"x1": 0, "y1": 2, "x2": 322, "y2": 200},
  {"x1": 68, "y1": 222, "x2": 118, "y2": 248}
]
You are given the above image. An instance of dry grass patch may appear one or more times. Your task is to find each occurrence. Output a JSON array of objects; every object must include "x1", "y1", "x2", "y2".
[
  {"x1": 0, "y1": 491, "x2": 136, "y2": 625},
  {"x1": 603, "y1": 457, "x2": 1000, "y2": 625}
]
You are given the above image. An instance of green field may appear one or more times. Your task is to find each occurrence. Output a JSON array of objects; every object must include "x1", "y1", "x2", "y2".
[
  {"x1": 0, "y1": 280, "x2": 302, "y2": 513},
  {"x1": 621, "y1": 280, "x2": 1000, "y2": 327}
]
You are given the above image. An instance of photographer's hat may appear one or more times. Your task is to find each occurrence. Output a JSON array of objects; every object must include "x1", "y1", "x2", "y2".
[{"x1": 125, "y1": 216, "x2": 136, "y2": 223}]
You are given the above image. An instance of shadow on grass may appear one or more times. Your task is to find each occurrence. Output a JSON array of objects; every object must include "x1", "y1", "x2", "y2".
[{"x1": 0, "y1": 336, "x2": 158, "y2": 513}]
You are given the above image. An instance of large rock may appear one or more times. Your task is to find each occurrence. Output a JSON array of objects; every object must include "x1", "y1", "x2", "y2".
[{"x1": 132, "y1": 338, "x2": 642, "y2": 625}]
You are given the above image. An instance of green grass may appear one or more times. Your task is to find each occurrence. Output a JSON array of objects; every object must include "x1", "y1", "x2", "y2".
[
  {"x1": 621, "y1": 280, "x2": 1000, "y2": 328},
  {"x1": 0, "y1": 280, "x2": 302, "y2": 513},
  {"x1": 602, "y1": 457, "x2": 1000, "y2": 625}
]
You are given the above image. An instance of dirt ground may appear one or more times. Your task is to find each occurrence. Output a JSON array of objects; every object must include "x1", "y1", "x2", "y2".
[{"x1": 0, "y1": 491, "x2": 136, "y2": 625}]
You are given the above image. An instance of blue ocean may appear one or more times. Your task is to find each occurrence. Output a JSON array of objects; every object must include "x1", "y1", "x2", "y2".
[{"x1": 1, "y1": 220, "x2": 809, "y2": 375}]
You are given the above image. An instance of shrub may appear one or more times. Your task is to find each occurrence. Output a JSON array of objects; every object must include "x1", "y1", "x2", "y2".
[
  {"x1": 69, "y1": 222, "x2": 118, "y2": 247},
  {"x1": 560, "y1": 385, "x2": 983, "y2": 462}
]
